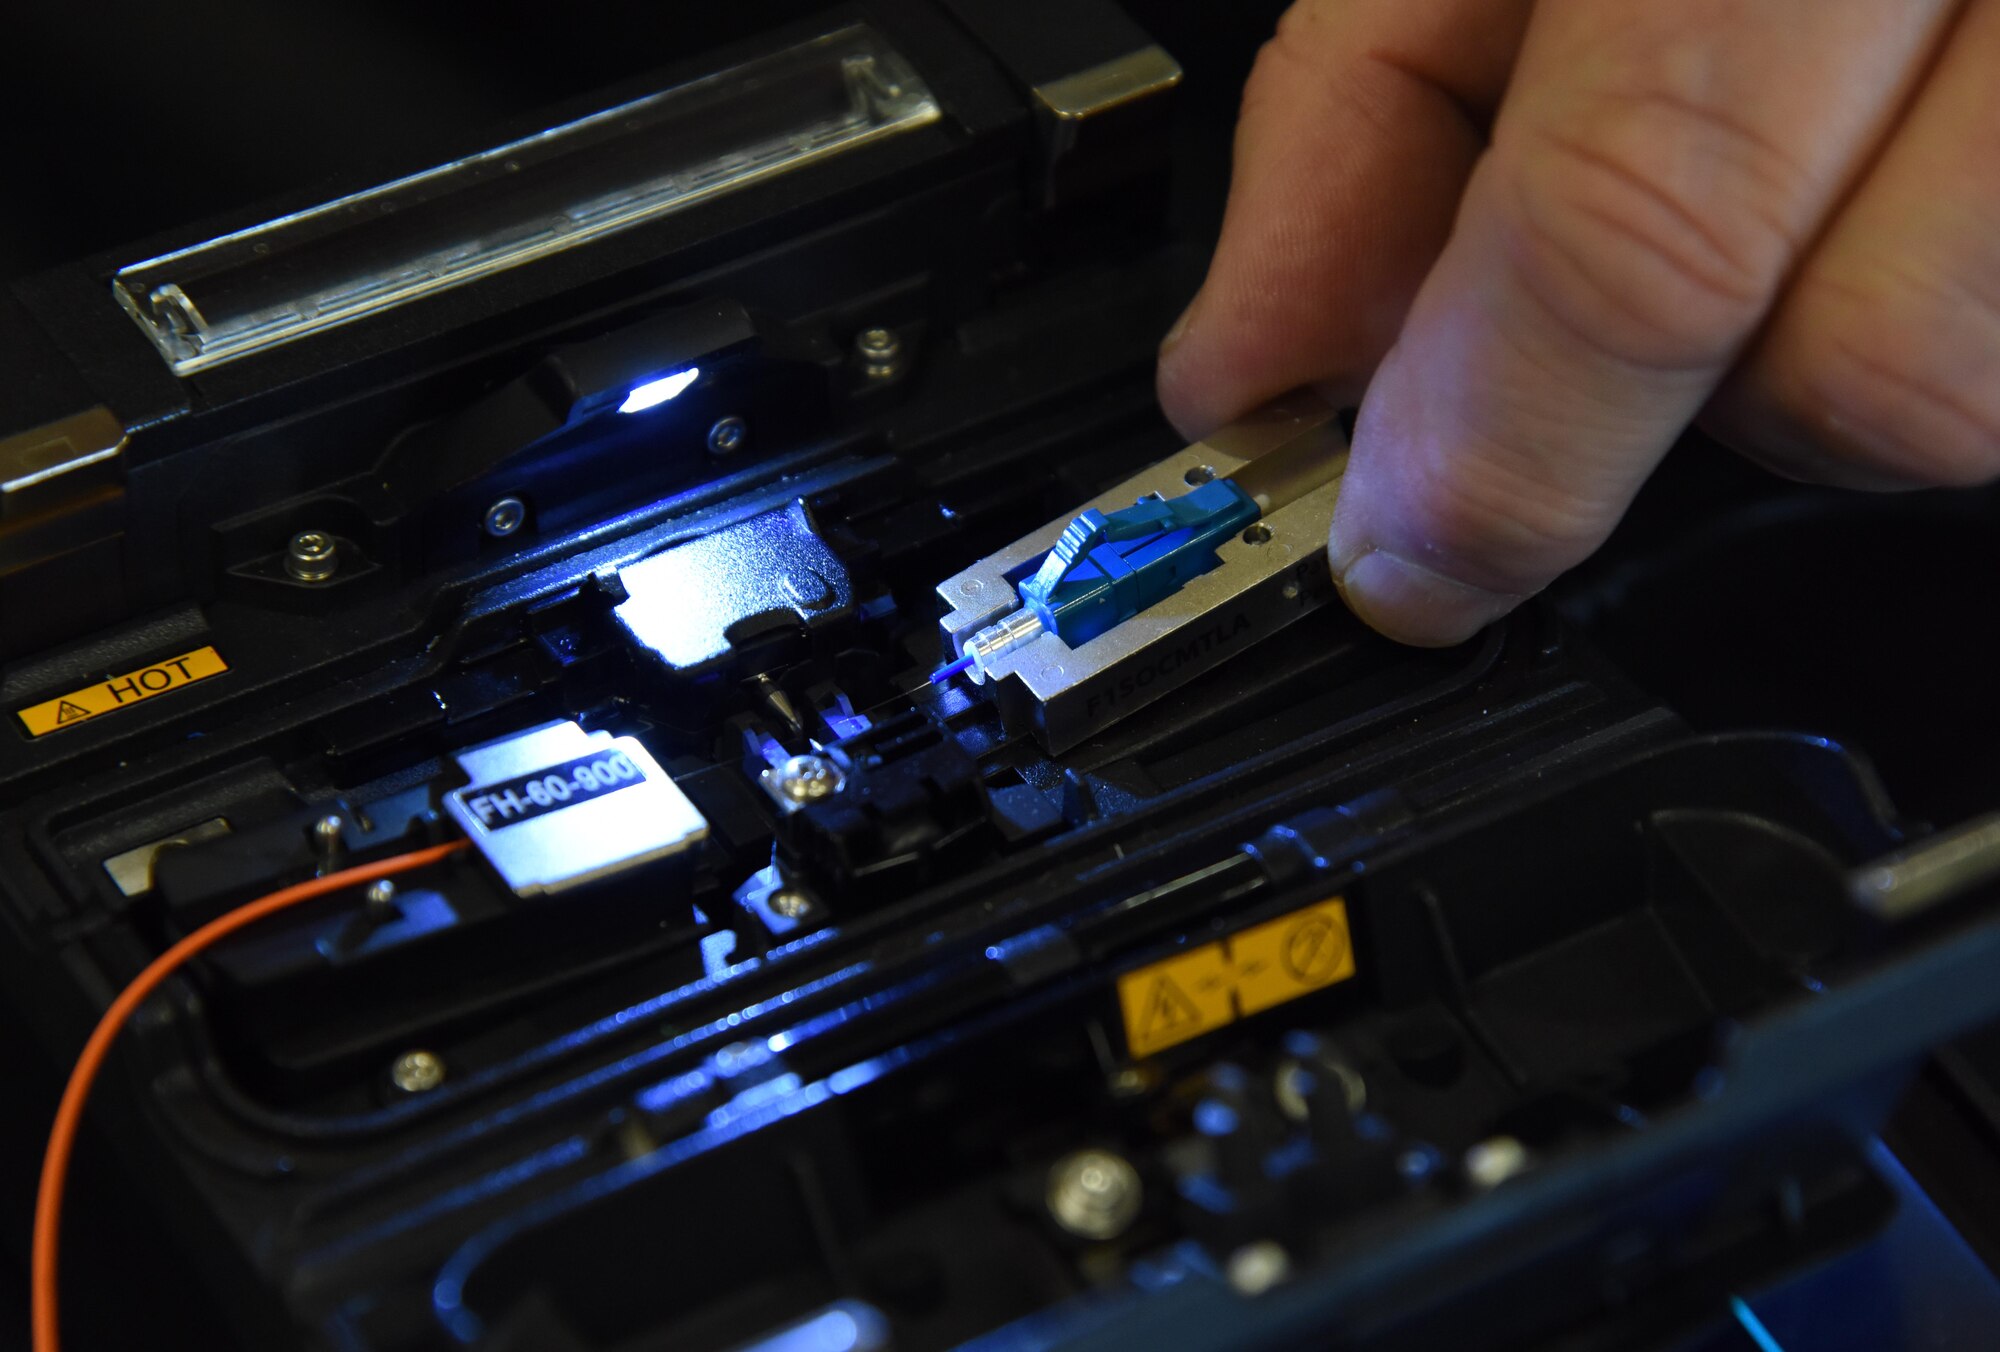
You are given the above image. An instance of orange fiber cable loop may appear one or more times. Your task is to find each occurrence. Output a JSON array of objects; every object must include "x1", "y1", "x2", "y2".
[{"x1": 32, "y1": 839, "x2": 471, "y2": 1352}]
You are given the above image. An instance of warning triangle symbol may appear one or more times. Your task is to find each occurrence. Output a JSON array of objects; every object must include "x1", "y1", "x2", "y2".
[
  {"x1": 55, "y1": 701, "x2": 91, "y2": 725},
  {"x1": 1139, "y1": 975, "x2": 1203, "y2": 1041}
]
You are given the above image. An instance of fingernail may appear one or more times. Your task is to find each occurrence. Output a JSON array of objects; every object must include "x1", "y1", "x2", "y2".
[
  {"x1": 1158, "y1": 299, "x2": 1196, "y2": 357},
  {"x1": 1332, "y1": 546, "x2": 1522, "y2": 648}
]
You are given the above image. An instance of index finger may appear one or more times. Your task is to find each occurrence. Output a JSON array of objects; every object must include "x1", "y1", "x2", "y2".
[{"x1": 1155, "y1": 0, "x2": 1529, "y2": 438}]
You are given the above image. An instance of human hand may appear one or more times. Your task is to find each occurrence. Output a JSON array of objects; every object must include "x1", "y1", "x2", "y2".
[{"x1": 1158, "y1": 0, "x2": 1999, "y2": 645}]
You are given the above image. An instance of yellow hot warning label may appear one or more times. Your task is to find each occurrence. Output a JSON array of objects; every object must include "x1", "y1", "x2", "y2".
[
  {"x1": 16, "y1": 646, "x2": 229, "y2": 738},
  {"x1": 1117, "y1": 897, "x2": 1356, "y2": 1058}
]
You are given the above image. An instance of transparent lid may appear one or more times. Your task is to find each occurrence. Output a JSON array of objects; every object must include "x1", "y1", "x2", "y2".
[{"x1": 112, "y1": 25, "x2": 940, "y2": 375}]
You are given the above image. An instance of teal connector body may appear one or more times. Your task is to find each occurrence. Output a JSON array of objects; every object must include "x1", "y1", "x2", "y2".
[{"x1": 1018, "y1": 478, "x2": 1260, "y2": 647}]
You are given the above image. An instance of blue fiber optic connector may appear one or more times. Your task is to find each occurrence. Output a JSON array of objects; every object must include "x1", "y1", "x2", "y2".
[
  {"x1": 941, "y1": 477, "x2": 1260, "y2": 684},
  {"x1": 1021, "y1": 478, "x2": 1260, "y2": 645}
]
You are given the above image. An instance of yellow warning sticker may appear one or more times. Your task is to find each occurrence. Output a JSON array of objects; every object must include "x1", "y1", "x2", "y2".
[
  {"x1": 16, "y1": 646, "x2": 229, "y2": 738},
  {"x1": 1117, "y1": 943, "x2": 1238, "y2": 1057},
  {"x1": 1117, "y1": 898, "x2": 1356, "y2": 1058},
  {"x1": 1229, "y1": 899, "x2": 1357, "y2": 1016}
]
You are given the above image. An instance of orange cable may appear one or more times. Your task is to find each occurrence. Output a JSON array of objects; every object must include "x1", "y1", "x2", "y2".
[{"x1": 31, "y1": 838, "x2": 471, "y2": 1352}]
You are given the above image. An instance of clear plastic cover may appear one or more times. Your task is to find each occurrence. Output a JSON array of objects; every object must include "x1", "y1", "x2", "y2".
[{"x1": 112, "y1": 26, "x2": 941, "y2": 374}]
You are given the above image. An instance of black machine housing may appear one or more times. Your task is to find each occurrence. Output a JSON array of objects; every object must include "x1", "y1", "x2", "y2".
[{"x1": 6, "y1": 2, "x2": 2000, "y2": 1349}]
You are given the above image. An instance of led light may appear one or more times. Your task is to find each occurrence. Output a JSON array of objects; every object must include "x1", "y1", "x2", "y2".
[{"x1": 618, "y1": 367, "x2": 700, "y2": 414}]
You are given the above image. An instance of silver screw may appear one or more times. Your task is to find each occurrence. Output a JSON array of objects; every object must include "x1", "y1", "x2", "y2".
[
  {"x1": 707, "y1": 416, "x2": 748, "y2": 455},
  {"x1": 389, "y1": 1049, "x2": 445, "y2": 1094},
  {"x1": 770, "y1": 889, "x2": 812, "y2": 919},
  {"x1": 1107, "y1": 1066, "x2": 1155, "y2": 1099},
  {"x1": 1464, "y1": 1135, "x2": 1532, "y2": 1190},
  {"x1": 286, "y1": 531, "x2": 339, "y2": 583},
  {"x1": 364, "y1": 879, "x2": 398, "y2": 919},
  {"x1": 311, "y1": 813, "x2": 344, "y2": 855},
  {"x1": 483, "y1": 497, "x2": 527, "y2": 537},
  {"x1": 1226, "y1": 1240, "x2": 1292, "y2": 1296},
  {"x1": 776, "y1": 754, "x2": 844, "y2": 804},
  {"x1": 1047, "y1": 1149, "x2": 1142, "y2": 1240},
  {"x1": 855, "y1": 326, "x2": 902, "y2": 379},
  {"x1": 1273, "y1": 1055, "x2": 1367, "y2": 1123}
]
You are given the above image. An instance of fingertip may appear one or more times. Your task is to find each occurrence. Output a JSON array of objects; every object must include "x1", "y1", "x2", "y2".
[
  {"x1": 1328, "y1": 537, "x2": 1523, "y2": 648},
  {"x1": 1155, "y1": 292, "x2": 1224, "y2": 440}
]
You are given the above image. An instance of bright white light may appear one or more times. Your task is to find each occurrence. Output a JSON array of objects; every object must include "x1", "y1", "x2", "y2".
[{"x1": 617, "y1": 366, "x2": 700, "y2": 413}]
